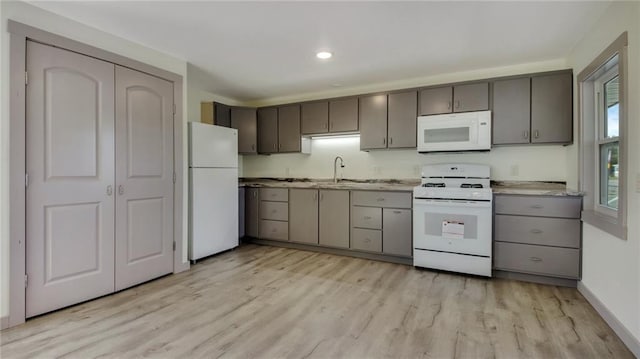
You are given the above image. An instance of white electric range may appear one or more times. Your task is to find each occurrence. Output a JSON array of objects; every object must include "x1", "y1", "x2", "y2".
[{"x1": 413, "y1": 164, "x2": 493, "y2": 277}]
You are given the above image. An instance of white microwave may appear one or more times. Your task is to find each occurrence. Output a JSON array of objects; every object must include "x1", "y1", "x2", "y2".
[{"x1": 417, "y1": 110, "x2": 492, "y2": 153}]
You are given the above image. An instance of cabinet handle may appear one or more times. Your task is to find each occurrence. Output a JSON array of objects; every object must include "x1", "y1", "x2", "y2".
[
  {"x1": 273, "y1": 144, "x2": 276, "y2": 150},
  {"x1": 447, "y1": 101, "x2": 451, "y2": 110},
  {"x1": 383, "y1": 137, "x2": 386, "y2": 145},
  {"x1": 271, "y1": 210, "x2": 277, "y2": 213},
  {"x1": 364, "y1": 238, "x2": 371, "y2": 243},
  {"x1": 393, "y1": 210, "x2": 401, "y2": 214},
  {"x1": 523, "y1": 130, "x2": 529, "y2": 139},
  {"x1": 313, "y1": 193, "x2": 318, "y2": 201},
  {"x1": 278, "y1": 143, "x2": 282, "y2": 150},
  {"x1": 530, "y1": 229, "x2": 543, "y2": 234},
  {"x1": 455, "y1": 100, "x2": 460, "y2": 109},
  {"x1": 118, "y1": 185, "x2": 124, "y2": 195},
  {"x1": 320, "y1": 193, "x2": 324, "y2": 201},
  {"x1": 534, "y1": 130, "x2": 539, "y2": 139},
  {"x1": 253, "y1": 191, "x2": 257, "y2": 198},
  {"x1": 376, "y1": 198, "x2": 385, "y2": 202},
  {"x1": 330, "y1": 122, "x2": 333, "y2": 130},
  {"x1": 251, "y1": 144, "x2": 255, "y2": 151},
  {"x1": 364, "y1": 216, "x2": 372, "y2": 220},
  {"x1": 389, "y1": 137, "x2": 393, "y2": 145},
  {"x1": 529, "y1": 257, "x2": 543, "y2": 262},
  {"x1": 323, "y1": 123, "x2": 328, "y2": 129},
  {"x1": 530, "y1": 204, "x2": 543, "y2": 209},
  {"x1": 106, "y1": 185, "x2": 113, "y2": 196}
]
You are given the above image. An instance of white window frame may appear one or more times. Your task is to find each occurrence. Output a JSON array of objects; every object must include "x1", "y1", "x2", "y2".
[
  {"x1": 593, "y1": 65, "x2": 619, "y2": 218},
  {"x1": 578, "y1": 32, "x2": 627, "y2": 240}
]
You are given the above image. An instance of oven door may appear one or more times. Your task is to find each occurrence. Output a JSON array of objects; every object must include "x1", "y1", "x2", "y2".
[{"x1": 413, "y1": 198, "x2": 492, "y2": 257}]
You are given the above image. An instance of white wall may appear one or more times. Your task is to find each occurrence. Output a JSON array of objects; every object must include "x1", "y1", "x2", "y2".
[
  {"x1": 243, "y1": 137, "x2": 568, "y2": 182},
  {"x1": 0, "y1": 1, "x2": 218, "y2": 320},
  {"x1": 567, "y1": 0, "x2": 640, "y2": 347}
]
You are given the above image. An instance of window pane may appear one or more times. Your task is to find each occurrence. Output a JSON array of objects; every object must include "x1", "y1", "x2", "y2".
[
  {"x1": 599, "y1": 142, "x2": 619, "y2": 209},
  {"x1": 604, "y1": 76, "x2": 619, "y2": 138}
]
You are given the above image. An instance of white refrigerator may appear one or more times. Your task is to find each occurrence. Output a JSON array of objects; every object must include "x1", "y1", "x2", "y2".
[{"x1": 188, "y1": 122, "x2": 239, "y2": 261}]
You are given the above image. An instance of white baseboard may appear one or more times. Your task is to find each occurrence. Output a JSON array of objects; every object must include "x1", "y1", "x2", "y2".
[
  {"x1": 578, "y1": 282, "x2": 640, "y2": 358},
  {"x1": 1, "y1": 316, "x2": 9, "y2": 330}
]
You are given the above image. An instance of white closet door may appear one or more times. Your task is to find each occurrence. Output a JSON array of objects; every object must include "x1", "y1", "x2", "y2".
[
  {"x1": 26, "y1": 41, "x2": 116, "y2": 317},
  {"x1": 114, "y1": 66, "x2": 174, "y2": 291}
]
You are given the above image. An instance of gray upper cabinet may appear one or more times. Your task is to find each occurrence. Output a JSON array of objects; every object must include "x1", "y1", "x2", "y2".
[
  {"x1": 319, "y1": 190, "x2": 350, "y2": 249},
  {"x1": 418, "y1": 83, "x2": 488, "y2": 115},
  {"x1": 289, "y1": 189, "x2": 319, "y2": 245},
  {"x1": 388, "y1": 91, "x2": 417, "y2": 148},
  {"x1": 214, "y1": 102, "x2": 231, "y2": 128},
  {"x1": 301, "y1": 101, "x2": 329, "y2": 135},
  {"x1": 454, "y1": 83, "x2": 489, "y2": 113},
  {"x1": 359, "y1": 94, "x2": 388, "y2": 150},
  {"x1": 245, "y1": 188, "x2": 259, "y2": 238},
  {"x1": 419, "y1": 86, "x2": 452, "y2": 115},
  {"x1": 257, "y1": 107, "x2": 278, "y2": 154},
  {"x1": 492, "y1": 77, "x2": 531, "y2": 145},
  {"x1": 230, "y1": 107, "x2": 257, "y2": 154},
  {"x1": 531, "y1": 72, "x2": 573, "y2": 144},
  {"x1": 329, "y1": 98, "x2": 358, "y2": 132},
  {"x1": 278, "y1": 105, "x2": 301, "y2": 152}
]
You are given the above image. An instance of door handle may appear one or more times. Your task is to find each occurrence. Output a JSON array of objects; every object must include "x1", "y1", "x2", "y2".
[
  {"x1": 529, "y1": 257, "x2": 543, "y2": 262},
  {"x1": 118, "y1": 185, "x2": 124, "y2": 195},
  {"x1": 107, "y1": 185, "x2": 113, "y2": 196},
  {"x1": 523, "y1": 130, "x2": 529, "y2": 139}
]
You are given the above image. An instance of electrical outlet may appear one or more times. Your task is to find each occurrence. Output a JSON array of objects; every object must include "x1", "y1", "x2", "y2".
[{"x1": 510, "y1": 165, "x2": 519, "y2": 177}]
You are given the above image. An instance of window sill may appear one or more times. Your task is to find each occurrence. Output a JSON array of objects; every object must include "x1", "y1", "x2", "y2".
[{"x1": 581, "y1": 209, "x2": 627, "y2": 240}]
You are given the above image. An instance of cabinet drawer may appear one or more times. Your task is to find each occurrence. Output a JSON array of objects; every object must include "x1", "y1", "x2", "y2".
[
  {"x1": 351, "y1": 228, "x2": 382, "y2": 253},
  {"x1": 260, "y1": 201, "x2": 288, "y2": 221},
  {"x1": 495, "y1": 215, "x2": 580, "y2": 248},
  {"x1": 259, "y1": 188, "x2": 288, "y2": 202},
  {"x1": 494, "y1": 242, "x2": 580, "y2": 279},
  {"x1": 351, "y1": 206, "x2": 382, "y2": 229},
  {"x1": 494, "y1": 195, "x2": 581, "y2": 218},
  {"x1": 259, "y1": 220, "x2": 288, "y2": 241},
  {"x1": 351, "y1": 191, "x2": 412, "y2": 208}
]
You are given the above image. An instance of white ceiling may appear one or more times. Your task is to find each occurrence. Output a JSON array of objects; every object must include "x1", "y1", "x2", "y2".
[{"x1": 30, "y1": 1, "x2": 610, "y2": 103}]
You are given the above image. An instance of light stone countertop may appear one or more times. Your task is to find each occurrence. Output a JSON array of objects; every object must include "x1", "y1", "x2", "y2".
[
  {"x1": 491, "y1": 181, "x2": 584, "y2": 197},
  {"x1": 239, "y1": 178, "x2": 418, "y2": 192}
]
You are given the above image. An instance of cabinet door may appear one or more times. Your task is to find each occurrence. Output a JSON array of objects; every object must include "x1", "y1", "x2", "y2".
[
  {"x1": 454, "y1": 83, "x2": 489, "y2": 112},
  {"x1": 289, "y1": 189, "x2": 319, "y2": 244},
  {"x1": 201, "y1": 102, "x2": 214, "y2": 125},
  {"x1": 329, "y1": 98, "x2": 358, "y2": 132},
  {"x1": 301, "y1": 101, "x2": 329, "y2": 134},
  {"x1": 257, "y1": 107, "x2": 278, "y2": 154},
  {"x1": 492, "y1": 78, "x2": 531, "y2": 145},
  {"x1": 382, "y1": 209, "x2": 412, "y2": 257},
  {"x1": 531, "y1": 73, "x2": 573, "y2": 144},
  {"x1": 245, "y1": 188, "x2": 259, "y2": 238},
  {"x1": 319, "y1": 190, "x2": 350, "y2": 248},
  {"x1": 278, "y1": 105, "x2": 301, "y2": 152},
  {"x1": 388, "y1": 91, "x2": 417, "y2": 148},
  {"x1": 214, "y1": 102, "x2": 231, "y2": 127},
  {"x1": 418, "y1": 86, "x2": 452, "y2": 115},
  {"x1": 359, "y1": 94, "x2": 388, "y2": 150},
  {"x1": 230, "y1": 107, "x2": 257, "y2": 154}
]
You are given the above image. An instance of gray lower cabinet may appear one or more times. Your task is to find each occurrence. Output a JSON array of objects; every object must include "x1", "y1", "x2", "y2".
[
  {"x1": 258, "y1": 188, "x2": 288, "y2": 241},
  {"x1": 382, "y1": 208, "x2": 412, "y2": 257},
  {"x1": 230, "y1": 107, "x2": 257, "y2": 154},
  {"x1": 531, "y1": 72, "x2": 573, "y2": 144},
  {"x1": 329, "y1": 98, "x2": 358, "y2": 133},
  {"x1": 493, "y1": 194, "x2": 582, "y2": 280},
  {"x1": 301, "y1": 101, "x2": 329, "y2": 135},
  {"x1": 257, "y1": 107, "x2": 278, "y2": 154},
  {"x1": 492, "y1": 77, "x2": 531, "y2": 145},
  {"x1": 245, "y1": 188, "x2": 259, "y2": 238},
  {"x1": 319, "y1": 190, "x2": 350, "y2": 248},
  {"x1": 351, "y1": 191, "x2": 412, "y2": 257},
  {"x1": 289, "y1": 189, "x2": 319, "y2": 244},
  {"x1": 418, "y1": 83, "x2": 488, "y2": 115}
]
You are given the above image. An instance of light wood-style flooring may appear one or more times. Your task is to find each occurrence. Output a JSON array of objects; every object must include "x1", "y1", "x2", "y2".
[{"x1": 0, "y1": 244, "x2": 633, "y2": 358}]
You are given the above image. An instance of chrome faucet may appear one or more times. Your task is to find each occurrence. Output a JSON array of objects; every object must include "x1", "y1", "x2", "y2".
[{"x1": 333, "y1": 156, "x2": 345, "y2": 183}]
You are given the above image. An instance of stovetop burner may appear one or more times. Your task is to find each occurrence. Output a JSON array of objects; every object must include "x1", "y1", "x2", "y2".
[
  {"x1": 460, "y1": 183, "x2": 484, "y2": 188},
  {"x1": 422, "y1": 183, "x2": 446, "y2": 188}
]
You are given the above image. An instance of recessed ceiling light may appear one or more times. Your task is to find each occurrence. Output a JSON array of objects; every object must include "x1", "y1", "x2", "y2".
[{"x1": 316, "y1": 51, "x2": 333, "y2": 59}]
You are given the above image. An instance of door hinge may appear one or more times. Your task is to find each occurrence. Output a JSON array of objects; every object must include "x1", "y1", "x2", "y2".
[
  {"x1": 25, "y1": 173, "x2": 29, "y2": 188},
  {"x1": 173, "y1": 241, "x2": 176, "y2": 251},
  {"x1": 24, "y1": 274, "x2": 28, "y2": 288},
  {"x1": 173, "y1": 172, "x2": 176, "y2": 183},
  {"x1": 25, "y1": 71, "x2": 28, "y2": 86}
]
